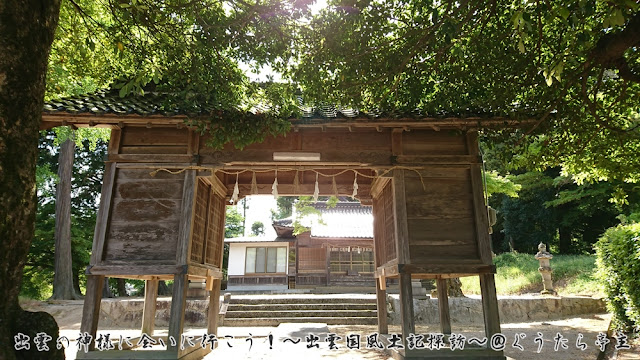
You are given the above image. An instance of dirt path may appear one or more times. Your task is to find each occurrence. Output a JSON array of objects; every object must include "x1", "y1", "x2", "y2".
[{"x1": 20, "y1": 299, "x2": 631, "y2": 360}]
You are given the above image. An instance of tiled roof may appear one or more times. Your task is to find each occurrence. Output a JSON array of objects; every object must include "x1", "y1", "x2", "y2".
[
  {"x1": 43, "y1": 88, "x2": 523, "y2": 125},
  {"x1": 224, "y1": 236, "x2": 292, "y2": 243},
  {"x1": 310, "y1": 202, "x2": 373, "y2": 239},
  {"x1": 272, "y1": 201, "x2": 373, "y2": 239}
]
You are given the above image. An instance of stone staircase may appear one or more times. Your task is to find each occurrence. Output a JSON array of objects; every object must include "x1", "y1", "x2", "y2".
[{"x1": 222, "y1": 296, "x2": 379, "y2": 326}]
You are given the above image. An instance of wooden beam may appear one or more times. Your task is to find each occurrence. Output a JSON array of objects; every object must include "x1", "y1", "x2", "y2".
[
  {"x1": 176, "y1": 170, "x2": 196, "y2": 264},
  {"x1": 107, "y1": 154, "x2": 193, "y2": 163},
  {"x1": 376, "y1": 277, "x2": 389, "y2": 335},
  {"x1": 79, "y1": 275, "x2": 104, "y2": 352},
  {"x1": 436, "y1": 279, "x2": 452, "y2": 335},
  {"x1": 87, "y1": 264, "x2": 184, "y2": 276},
  {"x1": 168, "y1": 274, "x2": 188, "y2": 353},
  {"x1": 141, "y1": 279, "x2": 159, "y2": 336},
  {"x1": 392, "y1": 170, "x2": 411, "y2": 264},
  {"x1": 393, "y1": 155, "x2": 481, "y2": 165},
  {"x1": 90, "y1": 163, "x2": 116, "y2": 264},
  {"x1": 398, "y1": 272, "x2": 415, "y2": 349},
  {"x1": 207, "y1": 278, "x2": 221, "y2": 335},
  {"x1": 480, "y1": 274, "x2": 502, "y2": 340},
  {"x1": 224, "y1": 183, "x2": 372, "y2": 197},
  {"x1": 108, "y1": 128, "x2": 121, "y2": 155},
  {"x1": 470, "y1": 163, "x2": 493, "y2": 264},
  {"x1": 399, "y1": 263, "x2": 496, "y2": 274}
]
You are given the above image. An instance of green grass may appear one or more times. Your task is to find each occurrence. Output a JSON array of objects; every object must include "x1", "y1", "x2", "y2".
[{"x1": 460, "y1": 253, "x2": 603, "y2": 296}]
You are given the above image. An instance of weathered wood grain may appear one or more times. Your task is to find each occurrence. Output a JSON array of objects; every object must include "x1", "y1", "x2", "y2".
[
  {"x1": 120, "y1": 127, "x2": 189, "y2": 146},
  {"x1": 402, "y1": 131, "x2": 468, "y2": 155},
  {"x1": 436, "y1": 278, "x2": 452, "y2": 335},
  {"x1": 405, "y1": 194, "x2": 474, "y2": 219},
  {"x1": 141, "y1": 279, "x2": 158, "y2": 335},
  {"x1": 407, "y1": 218, "x2": 476, "y2": 245}
]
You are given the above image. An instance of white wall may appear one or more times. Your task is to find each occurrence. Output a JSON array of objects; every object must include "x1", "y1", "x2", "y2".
[{"x1": 227, "y1": 242, "x2": 289, "y2": 276}]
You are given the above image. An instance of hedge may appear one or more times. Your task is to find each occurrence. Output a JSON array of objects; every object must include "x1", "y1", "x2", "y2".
[{"x1": 595, "y1": 222, "x2": 640, "y2": 332}]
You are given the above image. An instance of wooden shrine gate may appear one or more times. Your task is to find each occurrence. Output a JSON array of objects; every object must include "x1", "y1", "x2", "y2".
[{"x1": 42, "y1": 106, "x2": 514, "y2": 360}]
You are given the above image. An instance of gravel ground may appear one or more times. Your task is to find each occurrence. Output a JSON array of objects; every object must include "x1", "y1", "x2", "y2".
[{"x1": 22, "y1": 299, "x2": 633, "y2": 360}]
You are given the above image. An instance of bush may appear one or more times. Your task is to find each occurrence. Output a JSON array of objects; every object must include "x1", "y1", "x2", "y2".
[{"x1": 595, "y1": 223, "x2": 640, "y2": 332}]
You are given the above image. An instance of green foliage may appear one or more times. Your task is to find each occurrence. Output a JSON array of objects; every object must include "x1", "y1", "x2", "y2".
[
  {"x1": 21, "y1": 132, "x2": 106, "y2": 299},
  {"x1": 272, "y1": 196, "x2": 296, "y2": 220},
  {"x1": 225, "y1": 206, "x2": 244, "y2": 238},
  {"x1": 595, "y1": 222, "x2": 640, "y2": 332},
  {"x1": 250, "y1": 221, "x2": 265, "y2": 236},
  {"x1": 485, "y1": 171, "x2": 520, "y2": 198},
  {"x1": 461, "y1": 253, "x2": 601, "y2": 296},
  {"x1": 292, "y1": 1, "x2": 640, "y2": 183},
  {"x1": 495, "y1": 170, "x2": 628, "y2": 254}
]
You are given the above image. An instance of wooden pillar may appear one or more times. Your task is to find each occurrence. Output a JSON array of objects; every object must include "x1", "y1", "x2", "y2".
[
  {"x1": 168, "y1": 274, "x2": 188, "y2": 353},
  {"x1": 376, "y1": 276, "x2": 388, "y2": 334},
  {"x1": 399, "y1": 272, "x2": 415, "y2": 348},
  {"x1": 480, "y1": 273, "x2": 501, "y2": 338},
  {"x1": 79, "y1": 275, "x2": 104, "y2": 352},
  {"x1": 141, "y1": 279, "x2": 159, "y2": 336},
  {"x1": 207, "y1": 278, "x2": 221, "y2": 335},
  {"x1": 325, "y1": 246, "x2": 331, "y2": 285},
  {"x1": 436, "y1": 278, "x2": 452, "y2": 335}
]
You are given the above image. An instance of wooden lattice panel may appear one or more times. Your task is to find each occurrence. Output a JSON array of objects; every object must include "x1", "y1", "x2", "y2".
[
  {"x1": 190, "y1": 179, "x2": 210, "y2": 263},
  {"x1": 373, "y1": 180, "x2": 397, "y2": 267},
  {"x1": 298, "y1": 248, "x2": 326, "y2": 272},
  {"x1": 204, "y1": 192, "x2": 225, "y2": 267}
]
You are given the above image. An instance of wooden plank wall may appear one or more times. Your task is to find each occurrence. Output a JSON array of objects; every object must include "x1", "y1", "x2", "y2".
[
  {"x1": 119, "y1": 127, "x2": 189, "y2": 154},
  {"x1": 399, "y1": 130, "x2": 484, "y2": 265},
  {"x1": 103, "y1": 168, "x2": 185, "y2": 262},
  {"x1": 404, "y1": 167, "x2": 479, "y2": 262}
]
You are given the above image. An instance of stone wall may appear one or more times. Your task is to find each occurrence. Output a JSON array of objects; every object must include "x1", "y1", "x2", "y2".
[
  {"x1": 387, "y1": 295, "x2": 606, "y2": 325},
  {"x1": 97, "y1": 295, "x2": 606, "y2": 329}
]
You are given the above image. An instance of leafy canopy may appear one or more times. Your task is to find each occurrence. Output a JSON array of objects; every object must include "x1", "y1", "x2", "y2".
[{"x1": 50, "y1": 0, "x2": 640, "y2": 181}]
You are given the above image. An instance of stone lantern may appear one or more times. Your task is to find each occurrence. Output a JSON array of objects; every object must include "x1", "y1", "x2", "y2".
[{"x1": 534, "y1": 242, "x2": 555, "y2": 295}]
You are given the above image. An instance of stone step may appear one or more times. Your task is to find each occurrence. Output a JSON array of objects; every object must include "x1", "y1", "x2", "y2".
[
  {"x1": 228, "y1": 297, "x2": 376, "y2": 305},
  {"x1": 222, "y1": 317, "x2": 378, "y2": 326},
  {"x1": 225, "y1": 310, "x2": 378, "y2": 318},
  {"x1": 227, "y1": 303, "x2": 377, "y2": 311}
]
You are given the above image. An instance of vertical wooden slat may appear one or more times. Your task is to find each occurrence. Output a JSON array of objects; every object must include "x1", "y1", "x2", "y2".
[
  {"x1": 90, "y1": 163, "x2": 116, "y2": 264},
  {"x1": 79, "y1": 275, "x2": 104, "y2": 352},
  {"x1": 108, "y1": 128, "x2": 121, "y2": 155},
  {"x1": 168, "y1": 273, "x2": 189, "y2": 354},
  {"x1": 391, "y1": 128, "x2": 403, "y2": 156},
  {"x1": 436, "y1": 278, "x2": 452, "y2": 335},
  {"x1": 207, "y1": 278, "x2": 221, "y2": 335},
  {"x1": 176, "y1": 170, "x2": 196, "y2": 264},
  {"x1": 399, "y1": 272, "x2": 415, "y2": 350},
  {"x1": 376, "y1": 277, "x2": 388, "y2": 334},
  {"x1": 393, "y1": 170, "x2": 410, "y2": 264},
  {"x1": 141, "y1": 279, "x2": 158, "y2": 336},
  {"x1": 326, "y1": 246, "x2": 331, "y2": 285},
  {"x1": 470, "y1": 163, "x2": 492, "y2": 264},
  {"x1": 480, "y1": 274, "x2": 502, "y2": 339}
]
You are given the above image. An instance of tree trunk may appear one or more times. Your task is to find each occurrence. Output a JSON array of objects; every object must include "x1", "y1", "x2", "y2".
[
  {"x1": 103, "y1": 277, "x2": 114, "y2": 298},
  {"x1": 447, "y1": 278, "x2": 464, "y2": 297},
  {"x1": 50, "y1": 137, "x2": 81, "y2": 300},
  {"x1": 558, "y1": 227, "x2": 572, "y2": 254},
  {"x1": 73, "y1": 270, "x2": 83, "y2": 298},
  {"x1": 158, "y1": 280, "x2": 171, "y2": 295},
  {"x1": 0, "y1": 2, "x2": 62, "y2": 359},
  {"x1": 116, "y1": 279, "x2": 128, "y2": 297}
]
